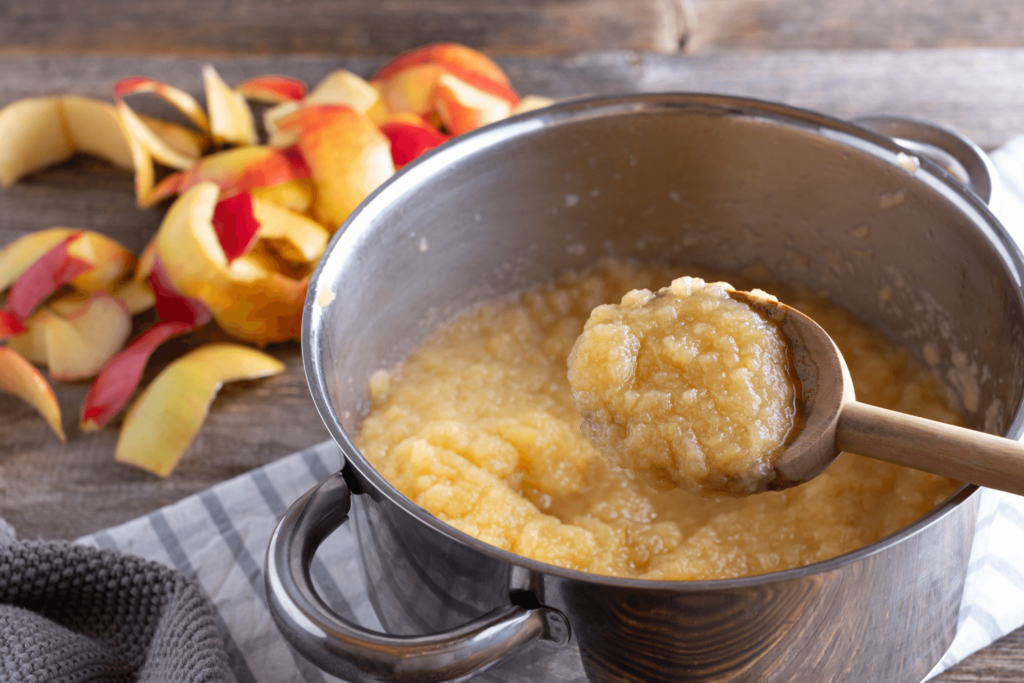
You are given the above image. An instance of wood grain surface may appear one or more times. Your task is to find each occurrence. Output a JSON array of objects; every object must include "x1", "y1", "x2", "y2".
[
  {"x1": 1, "y1": 3, "x2": 1023, "y2": 676},
  {"x1": 686, "y1": 0, "x2": 1024, "y2": 52},
  {"x1": 0, "y1": 0, "x2": 688, "y2": 56}
]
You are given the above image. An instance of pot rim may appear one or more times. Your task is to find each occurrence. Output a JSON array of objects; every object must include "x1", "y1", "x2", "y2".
[{"x1": 303, "y1": 92, "x2": 1024, "y2": 591}]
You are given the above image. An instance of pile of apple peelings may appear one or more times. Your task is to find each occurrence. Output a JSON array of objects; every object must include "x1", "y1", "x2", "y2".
[{"x1": 0, "y1": 43, "x2": 552, "y2": 477}]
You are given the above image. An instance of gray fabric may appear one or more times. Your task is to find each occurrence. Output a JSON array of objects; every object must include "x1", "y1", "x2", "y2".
[{"x1": 0, "y1": 540, "x2": 228, "y2": 683}]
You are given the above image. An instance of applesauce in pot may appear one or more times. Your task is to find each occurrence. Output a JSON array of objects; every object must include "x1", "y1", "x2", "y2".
[{"x1": 355, "y1": 260, "x2": 962, "y2": 581}]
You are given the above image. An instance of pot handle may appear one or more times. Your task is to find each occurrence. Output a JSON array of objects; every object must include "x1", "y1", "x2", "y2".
[
  {"x1": 853, "y1": 115, "x2": 998, "y2": 206},
  {"x1": 265, "y1": 470, "x2": 570, "y2": 683}
]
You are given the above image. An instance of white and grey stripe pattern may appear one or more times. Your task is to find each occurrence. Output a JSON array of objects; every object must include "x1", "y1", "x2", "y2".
[
  {"x1": 76, "y1": 140, "x2": 1024, "y2": 683},
  {"x1": 79, "y1": 440, "x2": 381, "y2": 683}
]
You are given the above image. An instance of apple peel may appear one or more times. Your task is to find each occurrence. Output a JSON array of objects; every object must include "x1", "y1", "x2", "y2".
[
  {"x1": 150, "y1": 258, "x2": 212, "y2": 327},
  {"x1": 379, "y1": 115, "x2": 449, "y2": 168},
  {"x1": 0, "y1": 97, "x2": 73, "y2": 187},
  {"x1": 275, "y1": 105, "x2": 394, "y2": 231},
  {"x1": 0, "y1": 347, "x2": 65, "y2": 442},
  {"x1": 116, "y1": 100, "x2": 200, "y2": 170},
  {"x1": 80, "y1": 258, "x2": 210, "y2": 431},
  {"x1": 79, "y1": 320, "x2": 194, "y2": 431},
  {"x1": 112, "y1": 278, "x2": 155, "y2": 315},
  {"x1": 213, "y1": 191, "x2": 261, "y2": 264},
  {"x1": 0, "y1": 228, "x2": 76, "y2": 292},
  {"x1": 42, "y1": 292, "x2": 132, "y2": 382},
  {"x1": 0, "y1": 228, "x2": 136, "y2": 297},
  {"x1": 432, "y1": 73, "x2": 514, "y2": 136},
  {"x1": 251, "y1": 196, "x2": 328, "y2": 263},
  {"x1": 59, "y1": 96, "x2": 135, "y2": 171},
  {"x1": 115, "y1": 343, "x2": 285, "y2": 477},
  {"x1": 203, "y1": 64, "x2": 258, "y2": 146},
  {"x1": 0, "y1": 310, "x2": 27, "y2": 339},
  {"x1": 113, "y1": 76, "x2": 210, "y2": 132},
  {"x1": 149, "y1": 145, "x2": 311, "y2": 204},
  {"x1": 6, "y1": 233, "x2": 93, "y2": 320},
  {"x1": 236, "y1": 75, "x2": 306, "y2": 104}
]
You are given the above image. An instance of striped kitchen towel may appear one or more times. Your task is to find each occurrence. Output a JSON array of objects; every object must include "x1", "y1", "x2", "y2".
[
  {"x1": 72, "y1": 136, "x2": 1024, "y2": 683},
  {"x1": 73, "y1": 439, "x2": 1024, "y2": 683}
]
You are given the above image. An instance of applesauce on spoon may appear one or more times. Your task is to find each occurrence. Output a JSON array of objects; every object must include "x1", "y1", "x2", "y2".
[
  {"x1": 356, "y1": 260, "x2": 961, "y2": 580},
  {"x1": 567, "y1": 277, "x2": 797, "y2": 497}
]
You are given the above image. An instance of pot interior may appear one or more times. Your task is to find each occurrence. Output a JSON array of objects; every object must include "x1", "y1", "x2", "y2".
[{"x1": 308, "y1": 94, "x2": 1024, "y2": 489}]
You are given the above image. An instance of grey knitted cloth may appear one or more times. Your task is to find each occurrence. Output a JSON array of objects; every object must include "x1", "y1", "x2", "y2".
[{"x1": 0, "y1": 533, "x2": 228, "y2": 683}]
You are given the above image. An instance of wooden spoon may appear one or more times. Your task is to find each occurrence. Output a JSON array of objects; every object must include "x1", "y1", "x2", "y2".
[{"x1": 728, "y1": 290, "x2": 1024, "y2": 496}]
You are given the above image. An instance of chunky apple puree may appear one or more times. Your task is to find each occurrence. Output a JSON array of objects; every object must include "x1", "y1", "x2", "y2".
[
  {"x1": 567, "y1": 278, "x2": 795, "y2": 497},
  {"x1": 356, "y1": 260, "x2": 962, "y2": 580}
]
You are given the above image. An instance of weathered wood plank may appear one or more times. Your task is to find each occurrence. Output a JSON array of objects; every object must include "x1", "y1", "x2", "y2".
[
  {"x1": 935, "y1": 626, "x2": 1024, "y2": 682},
  {"x1": 3, "y1": 49, "x2": 1023, "y2": 150},
  {"x1": 687, "y1": 0, "x2": 1024, "y2": 51},
  {"x1": 0, "y1": 0, "x2": 688, "y2": 56}
]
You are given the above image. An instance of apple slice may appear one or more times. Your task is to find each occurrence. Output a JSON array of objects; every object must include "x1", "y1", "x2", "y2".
[
  {"x1": 148, "y1": 145, "x2": 311, "y2": 204},
  {"x1": 236, "y1": 75, "x2": 306, "y2": 104},
  {"x1": 115, "y1": 343, "x2": 285, "y2": 476},
  {"x1": 251, "y1": 195, "x2": 328, "y2": 263},
  {"x1": 379, "y1": 113, "x2": 449, "y2": 168},
  {"x1": 203, "y1": 64, "x2": 258, "y2": 146},
  {"x1": 6, "y1": 233, "x2": 93, "y2": 320},
  {"x1": 275, "y1": 105, "x2": 394, "y2": 231},
  {"x1": 59, "y1": 96, "x2": 135, "y2": 171},
  {"x1": 42, "y1": 292, "x2": 132, "y2": 381},
  {"x1": 0, "y1": 347, "x2": 65, "y2": 441},
  {"x1": 432, "y1": 73, "x2": 514, "y2": 136},
  {"x1": 0, "y1": 97, "x2": 74, "y2": 187}
]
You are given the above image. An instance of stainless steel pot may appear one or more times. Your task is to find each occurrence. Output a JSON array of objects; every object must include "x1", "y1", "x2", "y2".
[{"x1": 266, "y1": 94, "x2": 1024, "y2": 683}]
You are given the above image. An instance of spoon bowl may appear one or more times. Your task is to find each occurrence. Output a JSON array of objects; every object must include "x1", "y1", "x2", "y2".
[{"x1": 731, "y1": 289, "x2": 1024, "y2": 496}]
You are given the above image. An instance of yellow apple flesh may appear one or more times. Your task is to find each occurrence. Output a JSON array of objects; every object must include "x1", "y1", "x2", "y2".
[
  {"x1": 203, "y1": 64, "x2": 258, "y2": 147},
  {"x1": 0, "y1": 347, "x2": 65, "y2": 441},
  {"x1": 115, "y1": 343, "x2": 284, "y2": 476},
  {"x1": 156, "y1": 182, "x2": 311, "y2": 343},
  {"x1": 0, "y1": 97, "x2": 73, "y2": 187},
  {"x1": 41, "y1": 292, "x2": 133, "y2": 381},
  {"x1": 275, "y1": 105, "x2": 394, "y2": 231}
]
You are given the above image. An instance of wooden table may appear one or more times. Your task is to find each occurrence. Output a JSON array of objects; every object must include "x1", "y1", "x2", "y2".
[{"x1": 1, "y1": 1, "x2": 1022, "y2": 679}]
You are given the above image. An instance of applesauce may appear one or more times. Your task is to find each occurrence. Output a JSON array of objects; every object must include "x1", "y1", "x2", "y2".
[
  {"x1": 567, "y1": 277, "x2": 795, "y2": 497},
  {"x1": 355, "y1": 260, "x2": 962, "y2": 580}
]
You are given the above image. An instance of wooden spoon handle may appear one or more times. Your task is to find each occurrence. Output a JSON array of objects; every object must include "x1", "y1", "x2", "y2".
[{"x1": 836, "y1": 401, "x2": 1024, "y2": 495}]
